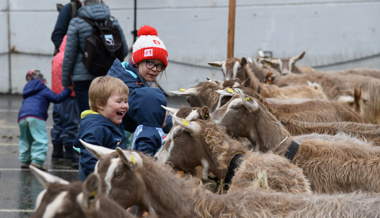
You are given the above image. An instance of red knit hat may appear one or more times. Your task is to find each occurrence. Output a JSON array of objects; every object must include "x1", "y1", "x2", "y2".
[{"x1": 131, "y1": 25, "x2": 168, "y2": 67}]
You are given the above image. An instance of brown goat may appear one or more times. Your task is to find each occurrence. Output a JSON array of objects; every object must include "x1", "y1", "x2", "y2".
[
  {"x1": 284, "y1": 120, "x2": 380, "y2": 146},
  {"x1": 257, "y1": 51, "x2": 316, "y2": 75},
  {"x1": 30, "y1": 166, "x2": 144, "y2": 218},
  {"x1": 211, "y1": 93, "x2": 380, "y2": 194},
  {"x1": 216, "y1": 87, "x2": 364, "y2": 123},
  {"x1": 82, "y1": 143, "x2": 380, "y2": 217},
  {"x1": 155, "y1": 114, "x2": 311, "y2": 194},
  {"x1": 170, "y1": 80, "x2": 222, "y2": 112},
  {"x1": 209, "y1": 57, "x2": 326, "y2": 100}
]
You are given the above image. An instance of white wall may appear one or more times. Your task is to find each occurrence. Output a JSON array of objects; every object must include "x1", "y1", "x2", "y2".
[{"x1": 2, "y1": 0, "x2": 380, "y2": 94}]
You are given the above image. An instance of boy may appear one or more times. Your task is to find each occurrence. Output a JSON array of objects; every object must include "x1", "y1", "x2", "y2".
[
  {"x1": 128, "y1": 87, "x2": 167, "y2": 156},
  {"x1": 74, "y1": 76, "x2": 129, "y2": 181},
  {"x1": 18, "y1": 70, "x2": 72, "y2": 170}
]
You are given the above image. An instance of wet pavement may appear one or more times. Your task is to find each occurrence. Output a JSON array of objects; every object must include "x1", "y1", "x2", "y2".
[{"x1": 0, "y1": 94, "x2": 188, "y2": 218}]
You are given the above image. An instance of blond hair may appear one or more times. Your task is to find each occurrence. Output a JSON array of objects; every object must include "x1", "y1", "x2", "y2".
[{"x1": 88, "y1": 76, "x2": 129, "y2": 112}]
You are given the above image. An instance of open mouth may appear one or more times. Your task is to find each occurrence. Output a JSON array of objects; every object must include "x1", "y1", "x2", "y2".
[{"x1": 116, "y1": 111, "x2": 125, "y2": 117}]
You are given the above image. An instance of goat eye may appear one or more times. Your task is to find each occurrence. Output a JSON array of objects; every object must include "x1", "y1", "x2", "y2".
[
  {"x1": 230, "y1": 106, "x2": 240, "y2": 111},
  {"x1": 114, "y1": 171, "x2": 123, "y2": 178}
]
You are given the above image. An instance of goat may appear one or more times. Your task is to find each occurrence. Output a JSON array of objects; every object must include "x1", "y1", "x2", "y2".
[
  {"x1": 211, "y1": 92, "x2": 380, "y2": 194},
  {"x1": 29, "y1": 165, "x2": 146, "y2": 218},
  {"x1": 81, "y1": 142, "x2": 380, "y2": 217},
  {"x1": 155, "y1": 113, "x2": 311, "y2": 194},
  {"x1": 170, "y1": 80, "x2": 222, "y2": 112},
  {"x1": 211, "y1": 56, "x2": 380, "y2": 120},
  {"x1": 221, "y1": 75, "x2": 327, "y2": 100},
  {"x1": 216, "y1": 87, "x2": 364, "y2": 123},
  {"x1": 257, "y1": 51, "x2": 315, "y2": 75},
  {"x1": 284, "y1": 120, "x2": 380, "y2": 146}
]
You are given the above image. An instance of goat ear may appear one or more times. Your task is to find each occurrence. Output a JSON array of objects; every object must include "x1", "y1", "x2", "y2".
[
  {"x1": 208, "y1": 60, "x2": 224, "y2": 67},
  {"x1": 170, "y1": 88, "x2": 197, "y2": 96},
  {"x1": 161, "y1": 105, "x2": 179, "y2": 116},
  {"x1": 80, "y1": 139, "x2": 114, "y2": 159},
  {"x1": 201, "y1": 106, "x2": 210, "y2": 120},
  {"x1": 82, "y1": 173, "x2": 101, "y2": 209},
  {"x1": 354, "y1": 88, "x2": 361, "y2": 113},
  {"x1": 116, "y1": 148, "x2": 142, "y2": 170},
  {"x1": 30, "y1": 165, "x2": 69, "y2": 188},
  {"x1": 292, "y1": 51, "x2": 306, "y2": 62},
  {"x1": 262, "y1": 59, "x2": 279, "y2": 67},
  {"x1": 241, "y1": 57, "x2": 248, "y2": 67},
  {"x1": 171, "y1": 115, "x2": 201, "y2": 136},
  {"x1": 237, "y1": 90, "x2": 259, "y2": 113},
  {"x1": 241, "y1": 78, "x2": 252, "y2": 88}
]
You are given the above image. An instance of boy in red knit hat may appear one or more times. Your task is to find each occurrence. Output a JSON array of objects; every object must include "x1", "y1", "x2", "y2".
[{"x1": 107, "y1": 25, "x2": 172, "y2": 144}]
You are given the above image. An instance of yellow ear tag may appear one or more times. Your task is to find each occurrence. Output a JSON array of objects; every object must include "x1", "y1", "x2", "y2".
[
  {"x1": 183, "y1": 119, "x2": 189, "y2": 126},
  {"x1": 130, "y1": 155, "x2": 136, "y2": 165},
  {"x1": 245, "y1": 97, "x2": 250, "y2": 102},
  {"x1": 89, "y1": 190, "x2": 96, "y2": 198},
  {"x1": 227, "y1": 88, "x2": 233, "y2": 93},
  {"x1": 180, "y1": 89, "x2": 186, "y2": 92}
]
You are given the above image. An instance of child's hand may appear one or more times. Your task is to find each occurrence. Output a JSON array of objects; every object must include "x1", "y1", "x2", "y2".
[
  {"x1": 162, "y1": 111, "x2": 168, "y2": 128},
  {"x1": 67, "y1": 85, "x2": 74, "y2": 92}
]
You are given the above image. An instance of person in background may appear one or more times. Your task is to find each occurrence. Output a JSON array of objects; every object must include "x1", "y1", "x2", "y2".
[
  {"x1": 107, "y1": 25, "x2": 172, "y2": 145},
  {"x1": 18, "y1": 70, "x2": 72, "y2": 171},
  {"x1": 74, "y1": 76, "x2": 129, "y2": 181},
  {"x1": 51, "y1": 0, "x2": 82, "y2": 55},
  {"x1": 50, "y1": 0, "x2": 82, "y2": 167},
  {"x1": 129, "y1": 87, "x2": 167, "y2": 156},
  {"x1": 51, "y1": 35, "x2": 80, "y2": 167},
  {"x1": 62, "y1": 0, "x2": 128, "y2": 114}
]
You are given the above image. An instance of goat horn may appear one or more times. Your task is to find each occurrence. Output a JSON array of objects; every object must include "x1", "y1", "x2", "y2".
[
  {"x1": 80, "y1": 139, "x2": 114, "y2": 159},
  {"x1": 161, "y1": 105, "x2": 179, "y2": 116},
  {"x1": 30, "y1": 165, "x2": 69, "y2": 188}
]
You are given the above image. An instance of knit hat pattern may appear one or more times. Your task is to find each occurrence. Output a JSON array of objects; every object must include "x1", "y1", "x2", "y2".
[
  {"x1": 26, "y1": 69, "x2": 47, "y2": 84},
  {"x1": 131, "y1": 25, "x2": 168, "y2": 67}
]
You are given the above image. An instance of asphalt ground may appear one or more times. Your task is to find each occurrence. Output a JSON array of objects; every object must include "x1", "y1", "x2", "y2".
[{"x1": 0, "y1": 94, "x2": 188, "y2": 218}]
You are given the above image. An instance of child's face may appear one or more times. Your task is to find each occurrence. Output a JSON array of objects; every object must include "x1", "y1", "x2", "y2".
[
  {"x1": 138, "y1": 60, "x2": 164, "y2": 82},
  {"x1": 97, "y1": 91, "x2": 129, "y2": 125}
]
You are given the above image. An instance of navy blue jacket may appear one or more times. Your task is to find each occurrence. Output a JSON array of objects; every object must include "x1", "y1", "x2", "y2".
[
  {"x1": 129, "y1": 87, "x2": 167, "y2": 156},
  {"x1": 75, "y1": 111, "x2": 127, "y2": 181},
  {"x1": 51, "y1": 0, "x2": 81, "y2": 52},
  {"x1": 18, "y1": 79, "x2": 71, "y2": 122},
  {"x1": 107, "y1": 59, "x2": 173, "y2": 133}
]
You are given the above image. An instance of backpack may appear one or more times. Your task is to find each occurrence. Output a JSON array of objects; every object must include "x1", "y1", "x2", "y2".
[{"x1": 78, "y1": 16, "x2": 125, "y2": 76}]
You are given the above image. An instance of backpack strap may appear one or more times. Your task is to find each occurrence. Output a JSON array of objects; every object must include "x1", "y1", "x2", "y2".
[{"x1": 78, "y1": 16, "x2": 96, "y2": 27}]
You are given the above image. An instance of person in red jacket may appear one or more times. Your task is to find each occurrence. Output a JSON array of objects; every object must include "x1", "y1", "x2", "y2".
[
  {"x1": 18, "y1": 70, "x2": 72, "y2": 170},
  {"x1": 51, "y1": 35, "x2": 80, "y2": 167}
]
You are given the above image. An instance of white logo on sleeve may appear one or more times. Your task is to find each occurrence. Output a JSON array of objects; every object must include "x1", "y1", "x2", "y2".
[{"x1": 144, "y1": 49, "x2": 153, "y2": 57}]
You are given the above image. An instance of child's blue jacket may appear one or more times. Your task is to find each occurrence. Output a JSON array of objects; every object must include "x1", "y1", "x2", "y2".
[
  {"x1": 18, "y1": 79, "x2": 71, "y2": 122},
  {"x1": 75, "y1": 111, "x2": 127, "y2": 181}
]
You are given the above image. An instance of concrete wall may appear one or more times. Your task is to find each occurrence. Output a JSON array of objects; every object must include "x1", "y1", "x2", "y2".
[{"x1": 1, "y1": 0, "x2": 380, "y2": 94}]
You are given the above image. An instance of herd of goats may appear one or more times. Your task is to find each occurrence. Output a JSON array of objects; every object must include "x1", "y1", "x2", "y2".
[{"x1": 30, "y1": 51, "x2": 380, "y2": 217}]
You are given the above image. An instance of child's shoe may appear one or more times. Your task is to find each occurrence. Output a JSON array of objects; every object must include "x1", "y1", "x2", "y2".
[
  {"x1": 20, "y1": 163, "x2": 29, "y2": 169},
  {"x1": 30, "y1": 162, "x2": 46, "y2": 171}
]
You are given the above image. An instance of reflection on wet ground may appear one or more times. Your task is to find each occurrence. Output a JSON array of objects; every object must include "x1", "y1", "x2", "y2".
[{"x1": 0, "y1": 94, "x2": 187, "y2": 217}]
